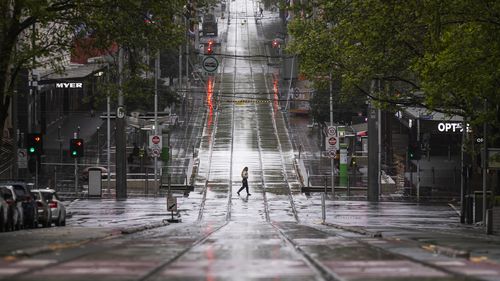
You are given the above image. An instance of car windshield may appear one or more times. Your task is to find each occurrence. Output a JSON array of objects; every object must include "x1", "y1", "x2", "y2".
[
  {"x1": 13, "y1": 185, "x2": 27, "y2": 197},
  {"x1": 41, "y1": 192, "x2": 54, "y2": 201},
  {"x1": 0, "y1": 187, "x2": 12, "y2": 199},
  {"x1": 31, "y1": 192, "x2": 40, "y2": 200}
]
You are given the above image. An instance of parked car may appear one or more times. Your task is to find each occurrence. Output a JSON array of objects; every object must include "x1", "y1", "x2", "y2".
[
  {"x1": 2, "y1": 185, "x2": 24, "y2": 230},
  {"x1": 30, "y1": 190, "x2": 52, "y2": 227},
  {"x1": 2, "y1": 182, "x2": 38, "y2": 229},
  {"x1": 0, "y1": 187, "x2": 14, "y2": 231},
  {"x1": 40, "y1": 189, "x2": 66, "y2": 226}
]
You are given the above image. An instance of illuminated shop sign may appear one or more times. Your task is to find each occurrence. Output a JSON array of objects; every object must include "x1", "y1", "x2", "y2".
[
  {"x1": 55, "y1": 82, "x2": 83, "y2": 89},
  {"x1": 437, "y1": 122, "x2": 471, "y2": 133}
]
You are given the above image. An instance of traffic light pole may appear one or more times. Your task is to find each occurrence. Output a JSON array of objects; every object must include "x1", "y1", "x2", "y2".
[
  {"x1": 74, "y1": 132, "x2": 78, "y2": 197},
  {"x1": 116, "y1": 47, "x2": 127, "y2": 199},
  {"x1": 154, "y1": 50, "x2": 159, "y2": 192},
  {"x1": 417, "y1": 118, "x2": 421, "y2": 202},
  {"x1": 35, "y1": 156, "x2": 38, "y2": 189}
]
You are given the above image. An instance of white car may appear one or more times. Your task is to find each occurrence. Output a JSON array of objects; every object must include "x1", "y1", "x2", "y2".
[
  {"x1": 2, "y1": 185, "x2": 25, "y2": 230},
  {"x1": 0, "y1": 187, "x2": 14, "y2": 231},
  {"x1": 39, "y1": 189, "x2": 66, "y2": 226}
]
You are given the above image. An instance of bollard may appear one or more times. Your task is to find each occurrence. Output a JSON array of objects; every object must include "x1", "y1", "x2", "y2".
[
  {"x1": 486, "y1": 209, "x2": 493, "y2": 235},
  {"x1": 321, "y1": 193, "x2": 326, "y2": 224},
  {"x1": 432, "y1": 167, "x2": 435, "y2": 184},
  {"x1": 347, "y1": 175, "x2": 351, "y2": 199}
]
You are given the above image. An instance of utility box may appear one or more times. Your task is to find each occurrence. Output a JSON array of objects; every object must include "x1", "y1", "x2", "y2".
[
  {"x1": 88, "y1": 168, "x2": 102, "y2": 197},
  {"x1": 493, "y1": 207, "x2": 500, "y2": 235},
  {"x1": 474, "y1": 191, "x2": 492, "y2": 223}
]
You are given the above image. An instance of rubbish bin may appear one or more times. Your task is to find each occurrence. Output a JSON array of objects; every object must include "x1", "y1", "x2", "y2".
[
  {"x1": 88, "y1": 167, "x2": 102, "y2": 197},
  {"x1": 474, "y1": 191, "x2": 492, "y2": 223}
]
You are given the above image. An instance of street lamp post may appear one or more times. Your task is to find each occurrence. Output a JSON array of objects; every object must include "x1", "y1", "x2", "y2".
[
  {"x1": 329, "y1": 72, "x2": 335, "y2": 196},
  {"x1": 154, "y1": 50, "x2": 160, "y2": 192}
]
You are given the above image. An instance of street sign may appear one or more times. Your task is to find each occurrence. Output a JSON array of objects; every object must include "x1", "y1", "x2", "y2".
[
  {"x1": 328, "y1": 150, "x2": 337, "y2": 159},
  {"x1": 325, "y1": 126, "x2": 339, "y2": 153},
  {"x1": 151, "y1": 148, "x2": 161, "y2": 158},
  {"x1": 202, "y1": 56, "x2": 219, "y2": 72},
  {"x1": 149, "y1": 135, "x2": 162, "y2": 148},
  {"x1": 327, "y1": 126, "x2": 337, "y2": 137},
  {"x1": 152, "y1": 135, "x2": 160, "y2": 145},
  {"x1": 167, "y1": 194, "x2": 177, "y2": 212},
  {"x1": 149, "y1": 135, "x2": 162, "y2": 158},
  {"x1": 17, "y1": 149, "x2": 27, "y2": 169},
  {"x1": 117, "y1": 106, "x2": 125, "y2": 119}
]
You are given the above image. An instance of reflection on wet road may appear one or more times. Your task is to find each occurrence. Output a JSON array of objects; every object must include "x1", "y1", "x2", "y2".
[{"x1": 195, "y1": 0, "x2": 300, "y2": 224}]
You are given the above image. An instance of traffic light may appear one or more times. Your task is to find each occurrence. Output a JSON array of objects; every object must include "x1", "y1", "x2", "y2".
[
  {"x1": 272, "y1": 39, "x2": 280, "y2": 48},
  {"x1": 70, "y1": 138, "x2": 84, "y2": 158},
  {"x1": 408, "y1": 141, "x2": 421, "y2": 160},
  {"x1": 26, "y1": 133, "x2": 43, "y2": 155},
  {"x1": 206, "y1": 40, "x2": 214, "y2": 54}
]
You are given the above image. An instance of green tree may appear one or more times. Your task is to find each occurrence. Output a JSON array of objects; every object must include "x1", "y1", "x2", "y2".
[
  {"x1": 0, "y1": 0, "x2": 184, "y2": 144},
  {"x1": 288, "y1": 0, "x2": 500, "y2": 139}
]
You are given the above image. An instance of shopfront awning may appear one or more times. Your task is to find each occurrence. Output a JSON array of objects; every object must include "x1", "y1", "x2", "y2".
[
  {"x1": 403, "y1": 107, "x2": 463, "y2": 122},
  {"x1": 39, "y1": 62, "x2": 107, "y2": 83}
]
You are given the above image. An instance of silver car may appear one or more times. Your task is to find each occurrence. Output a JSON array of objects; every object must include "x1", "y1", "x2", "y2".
[
  {"x1": 39, "y1": 189, "x2": 66, "y2": 226},
  {"x1": 0, "y1": 187, "x2": 14, "y2": 231},
  {"x1": 2, "y1": 185, "x2": 24, "y2": 230},
  {"x1": 30, "y1": 190, "x2": 52, "y2": 227}
]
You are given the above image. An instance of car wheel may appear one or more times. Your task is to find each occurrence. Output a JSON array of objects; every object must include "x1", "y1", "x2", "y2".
[
  {"x1": 61, "y1": 217, "x2": 66, "y2": 226},
  {"x1": 55, "y1": 215, "x2": 61, "y2": 226}
]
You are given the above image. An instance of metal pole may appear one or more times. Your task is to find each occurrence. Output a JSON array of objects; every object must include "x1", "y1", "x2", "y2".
[
  {"x1": 96, "y1": 126, "x2": 100, "y2": 165},
  {"x1": 35, "y1": 157, "x2": 38, "y2": 189},
  {"x1": 107, "y1": 94, "x2": 111, "y2": 192},
  {"x1": 185, "y1": 17, "x2": 189, "y2": 96},
  {"x1": 74, "y1": 131, "x2": 78, "y2": 197},
  {"x1": 417, "y1": 118, "x2": 420, "y2": 202},
  {"x1": 116, "y1": 47, "x2": 127, "y2": 199},
  {"x1": 367, "y1": 80, "x2": 379, "y2": 202},
  {"x1": 322, "y1": 175, "x2": 327, "y2": 223},
  {"x1": 179, "y1": 44, "x2": 182, "y2": 92},
  {"x1": 482, "y1": 99, "x2": 488, "y2": 223},
  {"x1": 154, "y1": 50, "x2": 159, "y2": 192},
  {"x1": 377, "y1": 79, "x2": 382, "y2": 198},
  {"x1": 58, "y1": 126, "x2": 62, "y2": 163},
  {"x1": 329, "y1": 72, "x2": 335, "y2": 196},
  {"x1": 460, "y1": 119, "x2": 466, "y2": 223}
]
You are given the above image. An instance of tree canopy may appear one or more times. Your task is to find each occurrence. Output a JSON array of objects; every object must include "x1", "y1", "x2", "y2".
[
  {"x1": 288, "y1": 0, "x2": 500, "y2": 140},
  {"x1": 0, "y1": 0, "x2": 185, "y2": 141}
]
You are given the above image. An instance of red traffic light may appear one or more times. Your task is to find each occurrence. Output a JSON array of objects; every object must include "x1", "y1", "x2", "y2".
[
  {"x1": 27, "y1": 133, "x2": 43, "y2": 155},
  {"x1": 272, "y1": 39, "x2": 280, "y2": 48},
  {"x1": 208, "y1": 40, "x2": 214, "y2": 46},
  {"x1": 70, "y1": 138, "x2": 84, "y2": 158}
]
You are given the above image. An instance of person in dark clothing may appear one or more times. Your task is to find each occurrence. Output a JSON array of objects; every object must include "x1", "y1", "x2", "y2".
[{"x1": 237, "y1": 167, "x2": 250, "y2": 196}]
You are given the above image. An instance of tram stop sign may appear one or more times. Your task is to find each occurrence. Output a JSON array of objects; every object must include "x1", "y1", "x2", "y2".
[{"x1": 203, "y1": 56, "x2": 219, "y2": 72}]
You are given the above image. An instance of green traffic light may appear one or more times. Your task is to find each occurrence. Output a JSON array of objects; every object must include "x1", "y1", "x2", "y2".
[
  {"x1": 29, "y1": 147, "x2": 35, "y2": 153},
  {"x1": 72, "y1": 151, "x2": 77, "y2": 156}
]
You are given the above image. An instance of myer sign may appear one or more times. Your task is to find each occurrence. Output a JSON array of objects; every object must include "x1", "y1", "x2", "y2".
[{"x1": 55, "y1": 82, "x2": 83, "y2": 89}]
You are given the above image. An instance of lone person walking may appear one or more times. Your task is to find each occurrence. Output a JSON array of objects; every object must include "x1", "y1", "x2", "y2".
[
  {"x1": 237, "y1": 167, "x2": 251, "y2": 196},
  {"x1": 259, "y1": 6, "x2": 263, "y2": 17}
]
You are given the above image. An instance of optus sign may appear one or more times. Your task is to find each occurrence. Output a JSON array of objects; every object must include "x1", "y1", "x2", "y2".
[{"x1": 437, "y1": 122, "x2": 471, "y2": 133}]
